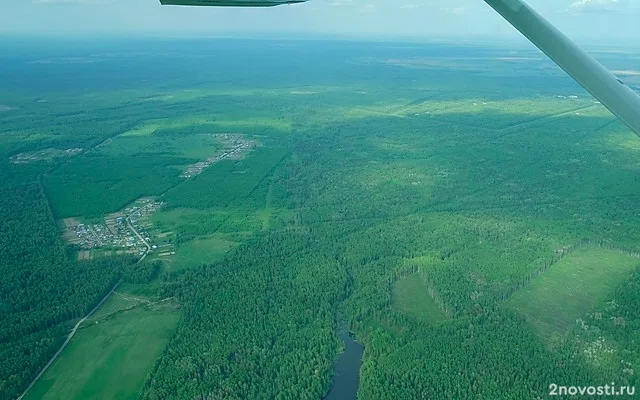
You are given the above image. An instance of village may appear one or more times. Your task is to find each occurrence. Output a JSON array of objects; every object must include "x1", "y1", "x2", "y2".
[
  {"x1": 181, "y1": 133, "x2": 255, "y2": 178},
  {"x1": 61, "y1": 198, "x2": 174, "y2": 261},
  {"x1": 57, "y1": 136, "x2": 256, "y2": 261},
  {"x1": 10, "y1": 147, "x2": 83, "y2": 164}
]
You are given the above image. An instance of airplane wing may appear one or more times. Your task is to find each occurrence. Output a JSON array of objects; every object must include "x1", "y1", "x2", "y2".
[
  {"x1": 159, "y1": 0, "x2": 640, "y2": 137},
  {"x1": 484, "y1": 0, "x2": 640, "y2": 137},
  {"x1": 160, "y1": 0, "x2": 307, "y2": 6}
]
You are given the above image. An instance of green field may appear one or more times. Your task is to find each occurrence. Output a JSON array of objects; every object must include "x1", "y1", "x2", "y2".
[
  {"x1": 25, "y1": 296, "x2": 180, "y2": 400},
  {"x1": 4, "y1": 38, "x2": 640, "y2": 400},
  {"x1": 162, "y1": 234, "x2": 239, "y2": 271},
  {"x1": 506, "y1": 246, "x2": 640, "y2": 346},
  {"x1": 119, "y1": 123, "x2": 160, "y2": 137},
  {"x1": 151, "y1": 207, "x2": 261, "y2": 244},
  {"x1": 391, "y1": 273, "x2": 448, "y2": 324},
  {"x1": 86, "y1": 291, "x2": 141, "y2": 322}
]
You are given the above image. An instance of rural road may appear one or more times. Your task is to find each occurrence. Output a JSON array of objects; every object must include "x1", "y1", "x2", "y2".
[
  {"x1": 126, "y1": 217, "x2": 151, "y2": 263},
  {"x1": 17, "y1": 279, "x2": 123, "y2": 400}
]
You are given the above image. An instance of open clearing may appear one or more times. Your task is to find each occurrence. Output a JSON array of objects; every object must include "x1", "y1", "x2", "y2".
[
  {"x1": 24, "y1": 298, "x2": 179, "y2": 400},
  {"x1": 119, "y1": 123, "x2": 159, "y2": 137},
  {"x1": 506, "y1": 245, "x2": 640, "y2": 346},
  {"x1": 99, "y1": 132, "x2": 223, "y2": 160},
  {"x1": 391, "y1": 273, "x2": 448, "y2": 324},
  {"x1": 166, "y1": 234, "x2": 238, "y2": 271}
]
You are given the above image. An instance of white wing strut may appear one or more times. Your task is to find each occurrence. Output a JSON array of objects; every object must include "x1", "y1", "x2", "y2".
[{"x1": 484, "y1": 0, "x2": 640, "y2": 136}]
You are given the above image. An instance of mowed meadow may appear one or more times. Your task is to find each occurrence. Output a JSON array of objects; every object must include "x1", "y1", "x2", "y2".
[{"x1": 1, "y1": 37, "x2": 640, "y2": 399}]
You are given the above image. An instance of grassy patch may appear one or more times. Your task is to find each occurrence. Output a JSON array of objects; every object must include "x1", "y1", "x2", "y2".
[
  {"x1": 86, "y1": 292, "x2": 140, "y2": 322},
  {"x1": 506, "y1": 246, "x2": 640, "y2": 346},
  {"x1": 152, "y1": 207, "x2": 257, "y2": 236},
  {"x1": 119, "y1": 123, "x2": 159, "y2": 137},
  {"x1": 100, "y1": 132, "x2": 223, "y2": 160},
  {"x1": 25, "y1": 301, "x2": 179, "y2": 400},
  {"x1": 391, "y1": 273, "x2": 448, "y2": 324},
  {"x1": 152, "y1": 207, "x2": 211, "y2": 227},
  {"x1": 168, "y1": 234, "x2": 239, "y2": 271}
]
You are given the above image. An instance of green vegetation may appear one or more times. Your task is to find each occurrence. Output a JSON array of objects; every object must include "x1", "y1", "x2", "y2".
[
  {"x1": 0, "y1": 161, "x2": 130, "y2": 400},
  {"x1": 391, "y1": 273, "x2": 448, "y2": 324},
  {"x1": 120, "y1": 123, "x2": 161, "y2": 137},
  {"x1": 163, "y1": 235, "x2": 238, "y2": 271},
  {"x1": 122, "y1": 260, "x2": 162, "y2": 284},
  {"x1": 25, "y1": 299, "x2": 179, "y2": 400},
  {"x1": 142, "y1": 240, "x2": 346, "y2": 400},
  {"x1": 42, "y1": 153, "x2": 186, "y2": 218},
  {"x1": 506, "y1": 245, "x2": 640, "y2": 346},
  {"x1": 2, "y1": 38, "x2": 640, "y2": 399},
  {"x1": 102, "y1": 130, "x2": 222, "y2": 160},
  {"x1": 567, "y1": 268, "x2": 640, "y2": 388},
  {"x1": 163, "y1": 147, "x2": 288, "y2": 210}
]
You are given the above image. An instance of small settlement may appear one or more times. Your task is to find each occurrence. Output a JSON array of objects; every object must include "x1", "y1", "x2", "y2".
[
  {"x1": 61, "y1": 198, "x2": 174, "y2": 261},
  {"x1": 58, "y1": 135, "x2": 252, "y2": 261},
  {"x1": 10, "y1": 148, "x2": 83, "y2": 164},
  {"x1": 181, "y1": 134, "x2": 255, "y2": 178}
]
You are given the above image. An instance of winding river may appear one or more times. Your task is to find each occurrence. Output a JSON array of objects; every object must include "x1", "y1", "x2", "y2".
[{"x1": 324, "y1": 332, "x2": 365, "y2": 400}]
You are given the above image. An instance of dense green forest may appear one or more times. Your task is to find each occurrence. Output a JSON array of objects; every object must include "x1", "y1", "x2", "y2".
[
  {"x1": 1, "y1": 38, "x2": 640, "y2": 399},
  {"x1": 140, "y1": 103, "x2": 640, "y2": 397},
  {"x1": 0, "y1": 162, "x2": 132, "y2": 399}
]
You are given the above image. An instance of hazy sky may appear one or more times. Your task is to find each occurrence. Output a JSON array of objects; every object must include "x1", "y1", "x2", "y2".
[{"x1": 1, "y1": 0, "x2": 639, "y2": 43}]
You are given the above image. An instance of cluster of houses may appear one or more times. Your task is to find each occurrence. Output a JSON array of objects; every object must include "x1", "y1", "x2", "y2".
[
  {"x1": 181, "y1": 134, "x2": 255, "y2": 178},
  {"x1": 69, "y1": 200, "x2": 164, "y2": 258},
  {"x1": 72, "y1": 219, "x2": 140, "y2": 251},
  {"x1": 10, "y1": 147, "x2": 83, "y2": 164}
]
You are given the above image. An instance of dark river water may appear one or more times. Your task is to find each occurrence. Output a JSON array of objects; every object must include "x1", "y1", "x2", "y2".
[{"x1": 324, "y1": 332, "x2": 365, "y2": 400}]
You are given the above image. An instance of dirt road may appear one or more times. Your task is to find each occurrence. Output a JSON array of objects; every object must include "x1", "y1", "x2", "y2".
[
  {"x1": 126, "y1": 218, "x2": 151, "y2": 263},
  {"x1": 17, "y1": 279, "x2": 123, "y2": 400}
]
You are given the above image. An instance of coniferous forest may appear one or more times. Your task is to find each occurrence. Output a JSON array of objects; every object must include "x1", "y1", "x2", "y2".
[{"x1": 1, "y1": 38, "x2": 640, "y2": 399}]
